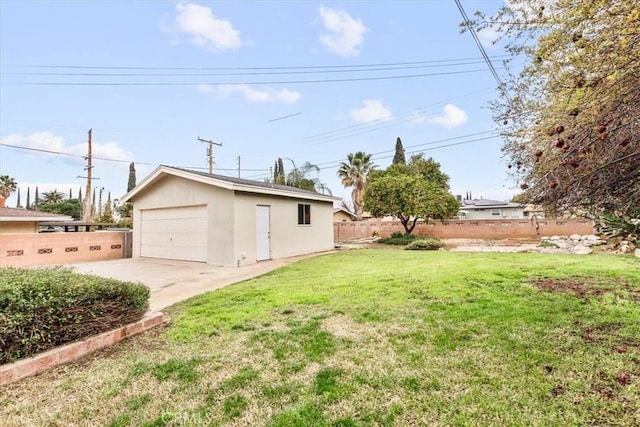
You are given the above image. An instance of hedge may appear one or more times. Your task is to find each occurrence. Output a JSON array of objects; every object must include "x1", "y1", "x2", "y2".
[
  {"x1": 404, "y1": 238, "x2": 445, "y2": 251},
  {"x1": 0, "y1": 267, "x2": 149, "y2": 364}
]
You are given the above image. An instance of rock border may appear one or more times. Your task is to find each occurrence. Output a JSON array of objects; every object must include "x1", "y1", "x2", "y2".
[{"x1": 0, "y1": 311, "x2": 163, "y2": 386}]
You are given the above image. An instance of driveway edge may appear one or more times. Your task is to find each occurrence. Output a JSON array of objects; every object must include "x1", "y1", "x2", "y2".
[{"x1": 0, "y1": 311, "x2": 163, "y2": 386}]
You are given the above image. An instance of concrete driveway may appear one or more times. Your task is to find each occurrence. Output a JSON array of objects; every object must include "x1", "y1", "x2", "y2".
[{"x1": 72, "y1": 253, "x2": 328, "y2": 312}]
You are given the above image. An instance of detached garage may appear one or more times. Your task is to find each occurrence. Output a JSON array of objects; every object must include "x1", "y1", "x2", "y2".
[{"x1": 121, "y1": 166, "x2": 338, "y2": 267}]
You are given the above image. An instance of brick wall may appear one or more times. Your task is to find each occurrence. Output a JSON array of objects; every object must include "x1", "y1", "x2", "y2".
[
  {"x1": 0, "y1": 231, "x2": 133, "y2": 268},
  {"x1": 334, "y1": 218, "x2": 594, "y2": 241}
]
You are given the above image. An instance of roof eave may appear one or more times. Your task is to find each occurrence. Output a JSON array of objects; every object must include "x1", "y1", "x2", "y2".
[{"x1": 122, "y1": 166, "x2": 339, "y2": 203}]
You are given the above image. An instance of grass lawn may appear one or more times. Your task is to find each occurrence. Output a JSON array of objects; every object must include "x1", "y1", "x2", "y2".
[{"x1": 1, "y1": 249, "x2": 639, "y2": 426}]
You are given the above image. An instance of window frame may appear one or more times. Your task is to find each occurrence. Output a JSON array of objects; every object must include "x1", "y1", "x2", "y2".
[
  {"x1": 297, "y1": 203, "x2": 311, "y2": 225},
  {"x1": 491, "y1": 209, "x2": 502, "y2": 217}
]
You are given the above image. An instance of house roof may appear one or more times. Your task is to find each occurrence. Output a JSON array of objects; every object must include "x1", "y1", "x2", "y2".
[
  {"x1": 460, "y1": 199, "x2": 523, "y2": 209},
  {"x1": 121, "y1": 165, "x2": 340, "y2": 203},
  {"x1": 0, "y1": 207, "x2": 73, "y2": 222},
  {"x1": 333, "y1": 207, "x2": 357, "y2": 219}
]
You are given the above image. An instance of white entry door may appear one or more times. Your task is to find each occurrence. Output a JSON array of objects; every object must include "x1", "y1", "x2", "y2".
[{"x1": 256, "y1": 205, "x2": 271, "y2": 261}]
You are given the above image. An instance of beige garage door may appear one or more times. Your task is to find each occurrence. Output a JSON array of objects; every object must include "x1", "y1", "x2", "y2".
[{"x1": 140, "y1": 205, "x2": 207, "y2": 262}]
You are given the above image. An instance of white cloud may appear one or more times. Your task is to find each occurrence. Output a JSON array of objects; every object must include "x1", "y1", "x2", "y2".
[
  {"x1": 0, "y1": 131, "x2": 132, "y2": 168},
  {"x1": 162, "y1": 2, "x2": 242, "y2": 52},
  {"x1": 319, "y1": 6, "x2": 368, "y2": 57},
  {"x1": 427, "y1": 104, "x2": 468, "y2": 128},
  {"x1": 477, "y1": 26, "x2": 500, "y2": 47},
  {"x1": 407, "y1": 109, "x2": 428, "y2": 125},
  {"x1": 212, "y1": 84, "x2": 301, "y2": 104},
  {"x1": 349, "y1": 100, "x2": 393, "y2": 123}
]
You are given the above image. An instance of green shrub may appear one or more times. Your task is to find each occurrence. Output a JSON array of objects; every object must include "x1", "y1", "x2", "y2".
[
  {"x1": 0, "y1": 267, "x2": 149, "y2": 364},
  {"x1": 404, "y1": 238, "x2": 444, "y2": 251},
  {"x1": 378, "y1": 233, "x2": 420, "y2": 245},
  {"x1": 596, "y1": 212, "x2": 639, "y2": 247}
]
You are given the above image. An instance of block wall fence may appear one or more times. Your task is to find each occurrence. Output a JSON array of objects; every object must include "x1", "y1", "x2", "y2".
[
  {"x1": 334, "y1": 218, "x2": 594, "y2": 241},
  {"x1": 0, "y1": 231, "x2": 132, "y2": 268}
]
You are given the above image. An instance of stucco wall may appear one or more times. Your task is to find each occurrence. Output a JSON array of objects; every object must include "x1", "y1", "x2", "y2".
[
  {"x1": 334, "y1": 211, "x2": 354, "y2": 222},
  {"x1": 130, "y1": 175, "x2": 235, "y2": 265},
  {"x1": 234, "y1": 192, "x2": 334, "y2": 266},
  {"x1": 0, "y1": 222, "x2": 37, "y2": 234}
]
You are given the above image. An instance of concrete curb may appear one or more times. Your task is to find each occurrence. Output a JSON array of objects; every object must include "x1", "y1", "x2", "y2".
[{"x1": 0, "y1": 311, "x2": 163, "y2": 386}]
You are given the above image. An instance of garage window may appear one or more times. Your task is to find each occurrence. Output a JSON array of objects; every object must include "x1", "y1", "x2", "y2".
[{"x1": 298, "y1": 204, "x2": 311, "y2": 225}]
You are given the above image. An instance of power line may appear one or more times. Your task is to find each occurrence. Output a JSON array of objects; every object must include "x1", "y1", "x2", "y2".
[
  {"x1": 244, "y1": 133, "x2": 501, "y2": 180},
  {"x1": 5, "y1": 60, "x2": 499, "y2": 77},
  {"x1": 299, "y1": 89, "x2": 493, "y2": 146},
  {"x1": 455, "y1": 0, "x2": 511, "y2": 104},
  {"x1": 11, "y1": 55, "x2": 510, "y2": 71},
  {"x1": 4, "y1": 67, "x2": 503, "y2": 86},
  {"x1": 0, "y1": 143, "x2": 268, "y2": 172}
]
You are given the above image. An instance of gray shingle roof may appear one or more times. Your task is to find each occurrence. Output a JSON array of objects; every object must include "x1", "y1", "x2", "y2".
[{"x1": 165, "y1": 166, "x2": 330, "y2": 198}]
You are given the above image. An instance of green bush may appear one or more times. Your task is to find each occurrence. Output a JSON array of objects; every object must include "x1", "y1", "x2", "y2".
[
  {"x1": 0, "y1": 267, "x2": 149, "y2": 364},
  {"x1": 596, "y1": 212, "x2": 639, "y2": 247},
  {"x1": 378, "y1": 233, "x2": 420, "y2": 245},
  {"x1": 404, "y1": 238, "x2": 444, "y2": 251}
]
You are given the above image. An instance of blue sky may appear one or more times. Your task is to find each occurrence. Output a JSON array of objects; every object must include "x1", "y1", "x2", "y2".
[{"x1": 0, "y1": 0, "x2": 515, "y2": 209}]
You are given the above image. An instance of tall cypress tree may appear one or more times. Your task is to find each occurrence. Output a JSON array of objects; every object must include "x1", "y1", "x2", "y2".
[
  {"x1": 127, "y1": 162, "x2": 137, "y2": 192},
  {"x1": 392, "y1": 137, "x2": 406, "y2": 165},
  {"x1": 16, "y1": 188, "x2": 21, "y2": 208},
  {"x1": 274, "y1": 157, "x2": 285, "y2": 185},
  {"x1": 26, "y1": 187, "x2": 31, "y2": 210},
  {"x1": 35, "y1": 186, "x2": 39, "y2": 211},
  {"x1": 78, "y1": 187, "x2": 82, "y2": 201}
]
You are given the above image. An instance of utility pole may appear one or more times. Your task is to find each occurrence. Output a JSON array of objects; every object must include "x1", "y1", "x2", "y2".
[
  {"x1": 83, "y1": 129, "x2": 93, "y2": 222},
  {"x1": 237, "y1": 156, "x2": 241, "y2": 178},
  {"x1": 198, "y1": 137, "x2": 222, "y2": 174},
  {"x1": 78, "y1": 129, "x2": 100, "y2": 222}
]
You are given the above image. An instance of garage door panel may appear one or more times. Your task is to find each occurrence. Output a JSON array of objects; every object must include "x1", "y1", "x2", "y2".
[
  {"x1": 140, "y1": 206, "x2": 207, "y2": 262},
  {"x1": 141, "y1": 218, "x2": 207, "y2": 233}
]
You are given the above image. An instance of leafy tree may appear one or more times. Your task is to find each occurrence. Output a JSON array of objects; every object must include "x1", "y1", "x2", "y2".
[
  {"x1": 365, "y1": 157, "x2": 458, "y2": 234},
  {"x1": 364, "y1": 171, "x2": 459, "y2": 234},
  {"x1": 392, "y1": 137, "x2": 406, "y2": 165},
  {"x1": 40, "y1": 189, "x2": 65, "y2": 205},
  {"x1": 39, "y1": 199, "x2": 83, "y2": 219},
  {"x1": 468, "y1": 0, "x2": 639, "y2": 215},
  {"x1": 0, "y1": 175, "x2": 17, "y2": 200},
  {"x1": 406, "y1": 154, "x2": 450, "y2": 190},
  {"x1": 337, "y1": 151, "x2": 375, "y2": 221}
]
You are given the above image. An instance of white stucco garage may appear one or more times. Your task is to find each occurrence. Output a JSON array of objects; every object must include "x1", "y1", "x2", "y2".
[{"x1": 121, "y1": 166, "x2": 338, "y2": 267}]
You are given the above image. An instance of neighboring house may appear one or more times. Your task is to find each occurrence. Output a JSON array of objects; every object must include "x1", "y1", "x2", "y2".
[
  {"x1": 0, "y1": 206, "x2": 73, "y2": 234},
  {"x1": 121, "y1": 166, "x2": 339, "y2": 267},
  {"x1": 456, "y1": 198, "x2": 524, "y2": 220},
  {"x1": 333, "y1": 208, "x2": 356, "y2": 222}
]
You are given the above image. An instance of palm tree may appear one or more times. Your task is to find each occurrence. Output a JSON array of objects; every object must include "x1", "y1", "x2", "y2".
[
  {"x1": 285, "y1": 159, "x2": 331, "y2": 194},
  {"x1": 337, "y1": 152, "x2": 375, "y2": 221},
  {"x1": 40, "y1": 189, "x2": 66, "y2": 205},
  {"x1": 0, "y1": 175, "x2": 17, "y2": 201}
]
